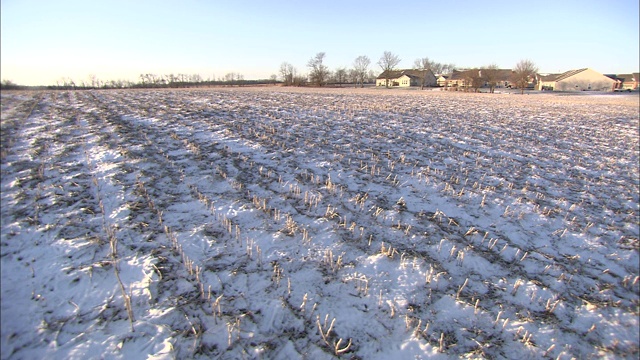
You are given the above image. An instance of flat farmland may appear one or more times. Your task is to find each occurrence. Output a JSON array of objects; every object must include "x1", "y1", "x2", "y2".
[{"x1": 1, "y1": 88, "x2": 638, "y2": 359}]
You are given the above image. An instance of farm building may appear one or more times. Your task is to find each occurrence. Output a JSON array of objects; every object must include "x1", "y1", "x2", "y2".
[
  {"x1": 376, "y1": 69, "x2": 437, "y2": 87},
  {"x1": 537, "y1": 68, "x2": 616, "y2": 91}
]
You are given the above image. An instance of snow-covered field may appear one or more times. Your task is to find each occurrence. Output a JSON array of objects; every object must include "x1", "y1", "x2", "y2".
[{"x1": 1, "y1": 87, "x2": 638, "y2": 359}]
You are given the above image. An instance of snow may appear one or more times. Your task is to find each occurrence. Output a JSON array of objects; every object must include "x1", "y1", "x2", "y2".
[{"x1": 1, "y1": 88, "x2": 638, "y2": 359}]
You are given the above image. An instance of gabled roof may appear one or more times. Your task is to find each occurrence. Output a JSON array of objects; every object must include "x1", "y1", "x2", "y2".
[
  {"x1": 539, "y1": 73, "x2": 561, "y2": 82},
  {"x1": 552, "y1": 68, "x2": 588, "y2": 82},
  {"x1": 448, "y1": 69, "x2": 479, "y2": 80},
  {"x1": 542, "y1": 68, "x2": 623, "y2": 83},
  {"x1": 611, "y1": 73, "x2": 640, "y2": 83},
  {"x1": 447, "y1": 68, "x2": 513, "y2": 81},
  {"x1": 377, "y1": 69, "x2": 435, "y2": 80},
  {"x1": 492, "y1": 69, "x2": 515, "y2": 81}
]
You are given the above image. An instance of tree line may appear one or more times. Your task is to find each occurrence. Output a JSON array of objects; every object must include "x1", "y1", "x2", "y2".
[
  {"x1": 280, "y1": 51, "x2": 537, "y2": 94},
  {"x1": 278, "y1": 51, "x2": 454, "y2": 88},
  {"x1": 279, "y1": 54, "x2": 379, "y2": 87},
  {"x1": 2, "y1": 51, "x2": 537, "y2": 92},
  {"x1": 39, "y1": 73, "x2": 277, "y2": 90},
  {"x1": 1, "y1": 72, "x2": 280, "y2": 91}
]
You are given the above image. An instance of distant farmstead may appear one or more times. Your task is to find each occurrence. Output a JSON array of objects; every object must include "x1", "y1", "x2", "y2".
[
  {"x1": 376, "y1": 69, "x2": 437, "y2": 87},
  {"x1": 537, "y1": 68, "x2": 616, "y2": 91}
]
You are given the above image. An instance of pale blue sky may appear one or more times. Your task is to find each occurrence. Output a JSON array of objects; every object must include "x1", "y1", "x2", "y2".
[{"x1": 1, "y1": 0, "x2": 638, "y2": 85}]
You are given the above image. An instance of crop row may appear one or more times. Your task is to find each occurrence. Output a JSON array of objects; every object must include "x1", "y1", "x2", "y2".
[{"x1": 1, "y1": 89, "x2": 637, "y2": 359}]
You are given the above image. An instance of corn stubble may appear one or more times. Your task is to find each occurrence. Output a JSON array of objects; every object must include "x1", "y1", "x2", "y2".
[{"x1": 1, "y1": 88, "x2": 637, "y2": 359}]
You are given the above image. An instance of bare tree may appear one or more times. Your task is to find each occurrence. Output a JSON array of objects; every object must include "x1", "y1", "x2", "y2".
[
  {"x1": 418, "y1": 61, "x2": 455, "y2": 77},
  {"x1": 377, "y1": 51, "x2": 401, "y2": 88},
  {"x1": 166, "y1": 74, "x2": 176, "y2": 87},
  {"x1": 308, "y1": 52, "x2": 329, "y2": 86},
  {"x1": 334, "y1": 67, "x2": 348, "y2": 87},
  {"x1": 512, "y1": 59, "x2": 538, "y2": 94},
  {"x1": 89, "y1": 74, "x2": 100, "y2": 89},
  {"x1": 367, "y1": 70, "x2": 377, "y2": 83},
  {"x1": 471, "y1": 71, "x2": 485, "y2": 92},
  {"x1": 1, "y1": 79, "x2": 17, "y2": 89},
  {"x1": 414, "y1": 57, "x2": 429, "y2": 69},
  {"x1": 349, "y1": 69, "x2": 358, "y2": 88},
  {"x1": 442, "y1": 63, "x2": 456, "y2": 75},
  {"x1": 269, "y1": 74, "x2": 277, "y2": 85},
  {"x1": 108, "y1": 79, "x2": 122, "y2": 89},
  {"x1": 430, "y1": 63, "x2": 443, "y2": 76},
  {"x1": 463, "y1": 69, "x2": 484, "y2": 92},
  {"x1": 482, "y1": 64, "x2": 500, "y2": 93},
  {"x1": 292, "y1": 73, "x2": 306, "y2": 87},
  {"x1": 278, "y1": 65, "x2": 284, "y2": 84},
  {"x1": 280, "y1": 62, "x2": 295, "y2": 86},
  {"x1": 224, "y1": 72, "x2": 235, "y2": 85},
  {"x1": 414, "y1": 57, "x2": 436, "y2": 90},
  {"x1": 353, "y1": 55, "x2": 371, "y2": 88}
]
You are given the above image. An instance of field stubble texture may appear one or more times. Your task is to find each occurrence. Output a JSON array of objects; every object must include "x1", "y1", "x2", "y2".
[{"x1": 1, "y1": 88, "x2": 638, "y2": 359}]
